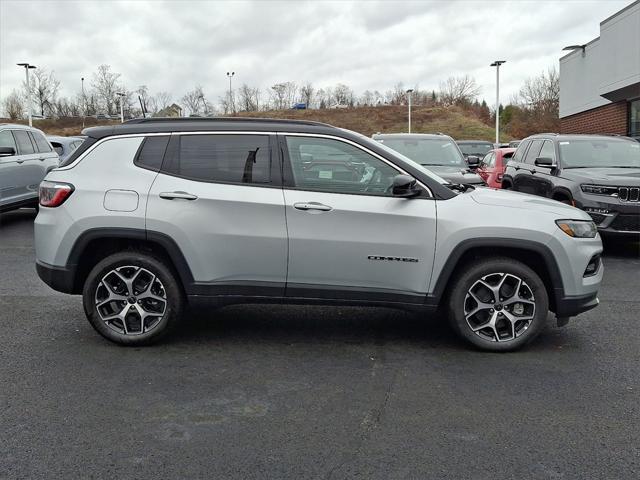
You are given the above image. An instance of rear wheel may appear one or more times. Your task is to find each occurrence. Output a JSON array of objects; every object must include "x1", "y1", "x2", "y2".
[
  {"x1": 447, "y1": 257, "x2": 548, "y2": 351},
  {"x1": 82, "y1": 251, "x2": 184, "y2": 345}
]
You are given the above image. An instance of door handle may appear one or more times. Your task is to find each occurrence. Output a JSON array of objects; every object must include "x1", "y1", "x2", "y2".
[
  {"x1": 38, "y1": 157, "x2": 46, "y2": 161},
  {"x1": 16, "y1": 160, "x2": 24, "y2": 164},
  {"x1": 531, "y1": 169, "x2": 536, "y2": 174},
  {"x1": 293, "y1": 202, "x2": 332, "y2": 212},
  {"x1": 159, "y1": 191, "x2": 198, "y2": 201}
]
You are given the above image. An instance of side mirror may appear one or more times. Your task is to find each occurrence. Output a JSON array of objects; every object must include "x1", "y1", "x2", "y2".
[
  {"x1": 535, "y1": 157, "x2": 556, "y2": 168},
  {"x1": 391, "y1": 174, "x2": 421, "y2": 198},
  {"x1": 466, "y1": 155, "x2": 480, "y2": 168},
  {"x1": 0, "y1": 146, "x2": 16, "y2": 157}
]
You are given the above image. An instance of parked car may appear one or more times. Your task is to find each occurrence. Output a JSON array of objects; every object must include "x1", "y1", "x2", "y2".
[
  {"x1": 291, "y1": 103, "x2": 307, "y2": 110},
  {"x1": 502, "y1": 133, "x2": 640, "y2": 236},
  {"x1": 508, "y1": 140, "x2": 521, "y2": 148},
  {"x1": 372, "y1": 133, "x2": 485, "y2": 185},
  {"x1": 477, "y1": 147, "x2": 516, "y2": 188},
  {"x1": 47, "y1": 135, "x2": 85, "y2": 163},
  {"x1": 0, "y1": 124, "x2": 59, "y2": 213},
  {"x1": 456, "y1": 140, "x2": 494, "y2": 159},
  {"x1": 35, "y1": 118, "x2": 602, "y2": 351}
]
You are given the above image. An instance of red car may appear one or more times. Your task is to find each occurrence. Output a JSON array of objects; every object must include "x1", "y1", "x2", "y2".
[{"x1": 477, "y1": 147, "x2": 516, "y2": 188}]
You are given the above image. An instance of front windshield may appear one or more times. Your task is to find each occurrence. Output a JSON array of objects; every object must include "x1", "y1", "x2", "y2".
[
  {"x1": 372, "y1": 140, "x2": 449, "y2": 184},
  {"x1": 376, "y1": 137, "x2": 465, "y2": 168},
  {"x1": 458, "y1": 142, "x2": 493, "y2": 156},
  {"x1": 559, "y1": 139, "x2": 640, "y2": 168}
]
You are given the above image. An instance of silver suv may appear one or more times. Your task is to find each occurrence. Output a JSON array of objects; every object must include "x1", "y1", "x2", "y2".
[
  {"x1": 35, "y1": 118, "x2": 603, "y2": 351},
  {"x1": 0, "y1": 124, "x2": 59, "y2": 213}
]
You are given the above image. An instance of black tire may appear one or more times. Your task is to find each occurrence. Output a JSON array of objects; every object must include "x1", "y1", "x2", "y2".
[
  {"x1": 447, "y1": 257, "x2": 548, "y2": 352},
  {"x1": 82, "y1": 251, "x2": 184, "y2": 345}
]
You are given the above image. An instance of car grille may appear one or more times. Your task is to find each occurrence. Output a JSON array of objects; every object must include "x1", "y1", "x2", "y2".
[
  {"x1": 618, "y1": 187, "x2": 640, "y2": 202},
  {"x1": 610, "y1": 214, "x2": 640, "y2": 232}
]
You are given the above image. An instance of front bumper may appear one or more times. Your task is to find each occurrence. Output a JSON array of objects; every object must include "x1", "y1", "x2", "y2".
[
  {"x1": 36, "y1": 260, "x2": 76, "y2": 294},
  {"x1": 555, "y1": 292, "x2": 599, "y2": 317},
  {"x1": 577, "y1": 197, "x2": 640, "y2": 236}
]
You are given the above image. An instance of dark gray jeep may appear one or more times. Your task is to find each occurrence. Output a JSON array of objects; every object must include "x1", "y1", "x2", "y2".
[{"x1": 502, "y1": 133, "x2": 640, "y2": 236}]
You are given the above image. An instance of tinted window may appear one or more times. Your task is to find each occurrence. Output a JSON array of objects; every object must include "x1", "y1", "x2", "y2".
[
  {"x1": 51, "y1": 142, "x2": 64, "y2": 156},
  {"x1": 539, "y1": 141, "x2": 556, "y2": 162},
  {"x1": 13, "y1": 130, "x2": 35, "y2": 154},
  {"x1": 135, "y1": 136, "x2": 170, "y2": 171},
  {"x1": 481, "y1": 152, "x2": 495, "y2": 167},
  {"x1": 164, "y1": 134, "x2": 271, "y2": 184},
  {"x1": 458, "y1": 142, "x2": 493, "y2": 156},
  {"x1": 31, "y1": 132, "x2": 52, "y2": 153},
  {"x1": 286, "y1": 136, "x2": 400, "y2": 196},
  {"x1": 524, "y1": 140, "x2": 544, "y2": 164},
  {"x1": 559, "y1": 139, "x2": 640, "y2": 168},
  {"x1": 512, "y1": 140, "x2": 530, "y2": 163},
  {"x1": 0, "y1": 130, "x2": 17, "y2": 153}
]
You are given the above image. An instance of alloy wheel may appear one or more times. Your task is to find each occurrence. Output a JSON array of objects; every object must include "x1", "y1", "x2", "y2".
[
  {"x1": 464, "y1": 272, "x2": 536, "y2": 342},
  {"x1": 94, "y1": 265, "x2": 167, "y2": 335}
]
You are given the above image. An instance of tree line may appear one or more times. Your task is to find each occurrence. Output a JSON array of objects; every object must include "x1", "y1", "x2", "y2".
[{"x1": 1, "y1": 64, "x2": 559, "y2": 137}]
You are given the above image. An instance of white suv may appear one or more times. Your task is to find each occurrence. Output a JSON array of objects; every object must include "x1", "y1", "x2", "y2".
[{"x1": 34, "y1": 118, "x2": 603, "y2": 351}]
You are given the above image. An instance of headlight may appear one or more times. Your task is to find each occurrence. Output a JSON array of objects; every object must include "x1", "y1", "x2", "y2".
[
  {"x1": 580, "y1": 184, "x2": 618, "y2": 196},
  {"x1": 556, "y1": 220, "x2": 598, "y2": 238}
]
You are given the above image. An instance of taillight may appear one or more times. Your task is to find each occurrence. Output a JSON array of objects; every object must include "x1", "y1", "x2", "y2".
[{"x1": 39, "y1": 181, "x2": 74, "y2": 207}]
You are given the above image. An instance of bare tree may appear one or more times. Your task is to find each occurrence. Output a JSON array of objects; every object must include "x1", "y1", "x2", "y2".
[
  {"x1": 91, "y1": 64, "x2": 122, "y2": 115},
  {"x1": 438, "y1": 75, "x2": 481, "y2": 106},
  {"x1": 155, "y1": 91, "x2": 172, "y2": 111},
  {"x1": 300, "y1": 83, "x2": 314, "y2": 108},
  {"x1": 182, "y1": 85, "x2": 206, "y2": 116},
  {"x1": 238, "y1": 84, "x2": 260, "y2": 111},
  {"x1": 24, "y1": 69, "x2": 61, "y2": 117},
  {"x1": 516, "y1": 67, "x2": 559, "y2": 115},
  {"x1": 333, "y1": 83, "x2": 354, "y2": 106},
  {"x1": 3, "y1": 89, "x2": 24, "y2": 120}
]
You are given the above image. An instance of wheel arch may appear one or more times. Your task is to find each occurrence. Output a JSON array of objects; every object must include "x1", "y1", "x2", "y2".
[
  {"x1": 428, "y1": 238, "x2": 565, "y2": 313},
  {"x1": 67, "y1": 228, "x2": 194, "y2": 295}
]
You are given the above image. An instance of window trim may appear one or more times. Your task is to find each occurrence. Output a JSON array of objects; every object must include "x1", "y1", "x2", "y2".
[
  {"x1": 31, "y1": 131, "x2": 53, "y2": 153},
  {"x1": 0, "y1": 129, "x2": 18, "y2": 154},
  {"x1": 279, "y1": 132, "x2": 434, "y2": 199},
  {"x1": 158, "y1": 132, "x2": 282, "y2": 188},
  {"x1": 524, "y1": 139, "x2": 544, "y2": 165}
]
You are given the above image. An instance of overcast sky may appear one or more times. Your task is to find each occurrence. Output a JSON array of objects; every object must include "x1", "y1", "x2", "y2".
[{"x1": 0, "y1": 0, "x2": 631, "y2": 109}]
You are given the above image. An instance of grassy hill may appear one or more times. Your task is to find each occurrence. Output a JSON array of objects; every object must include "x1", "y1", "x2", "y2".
[{"x1": 1, "y1": 105, "x2": 508, "y2": 141}]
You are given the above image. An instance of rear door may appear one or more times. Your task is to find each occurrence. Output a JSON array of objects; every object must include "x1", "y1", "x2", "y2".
[
  {"x1": 513, "y1": 139, "x2": 543, "y2": 195},
  {"x1": 11, "y1": 129, "x2": 42, "y2": 201},
  {"x1": 280, "y1": 133, "x2": 436, "y2": 303},
  {"x1": 529, "y1": 140, "x2": 557, "y2": 198},
  {"x1": 146, "y1": 132, "x2": 288, "y2": 296}
]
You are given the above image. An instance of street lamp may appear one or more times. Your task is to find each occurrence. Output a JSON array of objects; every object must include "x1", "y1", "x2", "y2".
[
  {"x1": 17, "y1": 63, "x2": 37, "y2": 126},
  {"x1": 116, "y1": 92, "x2": 125, "y2": 123},
  {"x1": 406, "y1": 88, "x2": 414, "y2": 133},
  {"x1": 490, "y1": 60, "x2": 506, "y2": 144},
  {"x1": 81, "y1": 77, "x2": 86, "y2": 128},
  {"x1": 226, "y1": 71, "x2": 235, "y2": 114}
]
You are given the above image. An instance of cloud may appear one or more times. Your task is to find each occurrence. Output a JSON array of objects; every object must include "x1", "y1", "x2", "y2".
[{"x1": 0, "y1": 0, "x2": 630, "y2": 110}]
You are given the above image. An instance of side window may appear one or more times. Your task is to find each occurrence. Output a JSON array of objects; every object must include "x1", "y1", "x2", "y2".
[
  {"x1": 538, "y1": 141, "x2": 556, "y2": 162},
  {"x1": 512, "y1": 140, "x2": 530, "y2": 163},
  {"x1": 163, "y1": 134, "x2": 271, "y2": 185},
  {"x1": 135, "y1": 136, "x2": 170, "y2": 171},
  {"x1": 13, "y1": 130, "x2": 35, "y2": 154},
  {"x1": 285, "y1": 136, "x2": 400, "y2": 196},
  {"x1": 51, "y1": 142, "x2": 64, "y2": 156},
  {"x1": 524, "y1": 140, "x2": 544, "y2": 164},
  {"x1": 31, "y1": 132, "x2": 52, "y2": 153},
  {"x1": 0, "y1": 130, "x2": 18, "y2": 154}
]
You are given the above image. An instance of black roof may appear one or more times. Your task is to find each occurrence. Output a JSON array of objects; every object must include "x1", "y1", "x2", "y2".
[
  {"x1": 82, "y1": 117, "x2": 339, "y2": 139},
  {"x1": 456, "y1": 140, "x2": 494, "y2": 144}
]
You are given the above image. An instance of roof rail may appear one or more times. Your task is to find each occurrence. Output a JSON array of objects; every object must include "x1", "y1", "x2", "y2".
[
  {"x1": 534, "y1": 132, "x2": 559, "y2": 136},
  {"x1": 123, "y1": 116, "x2": 331, "y2": 127}
]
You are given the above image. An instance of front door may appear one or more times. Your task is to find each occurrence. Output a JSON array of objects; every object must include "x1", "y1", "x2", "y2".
[
  {"x1": 146, "y1": 132, "x2": 288, "y2": 296},
  {"x1": 280, "y1": 134, "x2": 436, "y2": 304}
]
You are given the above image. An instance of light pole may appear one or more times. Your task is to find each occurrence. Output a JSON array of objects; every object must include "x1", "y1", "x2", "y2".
[
  {"x1": 17, "y1": 63, "x2": 37, "y2": 126},
  {"x1": 226, "y1": 71, "x2": 235, "y2": 114},
  {"x1": 116, "y1": 92, "x2": 125, "y2": 123},
  {"x1": 490, "y1": 60, "x2": 506, "y2": 144},
  {"x1": 406, "y1": 88, "x2": 414, "y2": 133},
  {"x1": 81, "y1": 77, "x2": 86, "y2": 128}
]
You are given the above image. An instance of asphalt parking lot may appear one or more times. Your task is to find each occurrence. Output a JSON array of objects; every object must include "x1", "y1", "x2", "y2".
[{"x1": 1, "y1": 208, "x2": 638, "y2": 479}]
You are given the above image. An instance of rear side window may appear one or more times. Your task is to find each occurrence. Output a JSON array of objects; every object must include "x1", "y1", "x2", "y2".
[
  {"x1": 512, "y1": 140, "x2": 530, "y2": 163},
  {"x1": 539, "y1": 140, "x2": 556, "y2": 162},
  {"x1": 51, "y1": 142, "x2": 64, "y2": 156},
  {"x1": 163, "y1": 134, "x2": 271, "y2": 185},
  {"x1": 0, "y1": 130, "x2": 17, "y2": 152},
  {"x1": 524, "y1": 140, "x2": 544, "y2": 164},
  {"x1": 13, "y1": 130, "x2": 35, "y2": 154},
  {"x1": 31, "y1": 132, "x2": 52, "y2": 153},
  {"x1": 135, "y1": 136, "x2": 170, "y2": 171}
]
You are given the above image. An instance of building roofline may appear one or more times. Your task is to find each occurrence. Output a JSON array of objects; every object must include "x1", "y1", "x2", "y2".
[{"x1": 600, "y1": 0, "x2": 639, "y2": 26}]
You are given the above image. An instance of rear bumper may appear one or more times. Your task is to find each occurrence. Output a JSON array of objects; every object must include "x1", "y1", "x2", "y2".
[
  {"x1": 554, "y1": 292, "x2": 599, "y2": 317},
  {"x1": 36, "y1": 260, "x2": 76, "y2": 294}
]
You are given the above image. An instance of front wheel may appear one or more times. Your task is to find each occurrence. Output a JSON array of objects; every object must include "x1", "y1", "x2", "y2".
[
  {"x1": 447, "y1": 257, "x2": 549, "y2": 351},
  {"x1": 82, "y1": 251, "x2": 184, "y2": 345}
]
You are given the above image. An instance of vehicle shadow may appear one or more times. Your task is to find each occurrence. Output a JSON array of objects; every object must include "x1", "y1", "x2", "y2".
[
  {"x1": 602, "y1": 235, "x2": 640, "y2": 258},
  {"x1": 0, "y1": 208, "x2": 38, "y2": 228}
]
